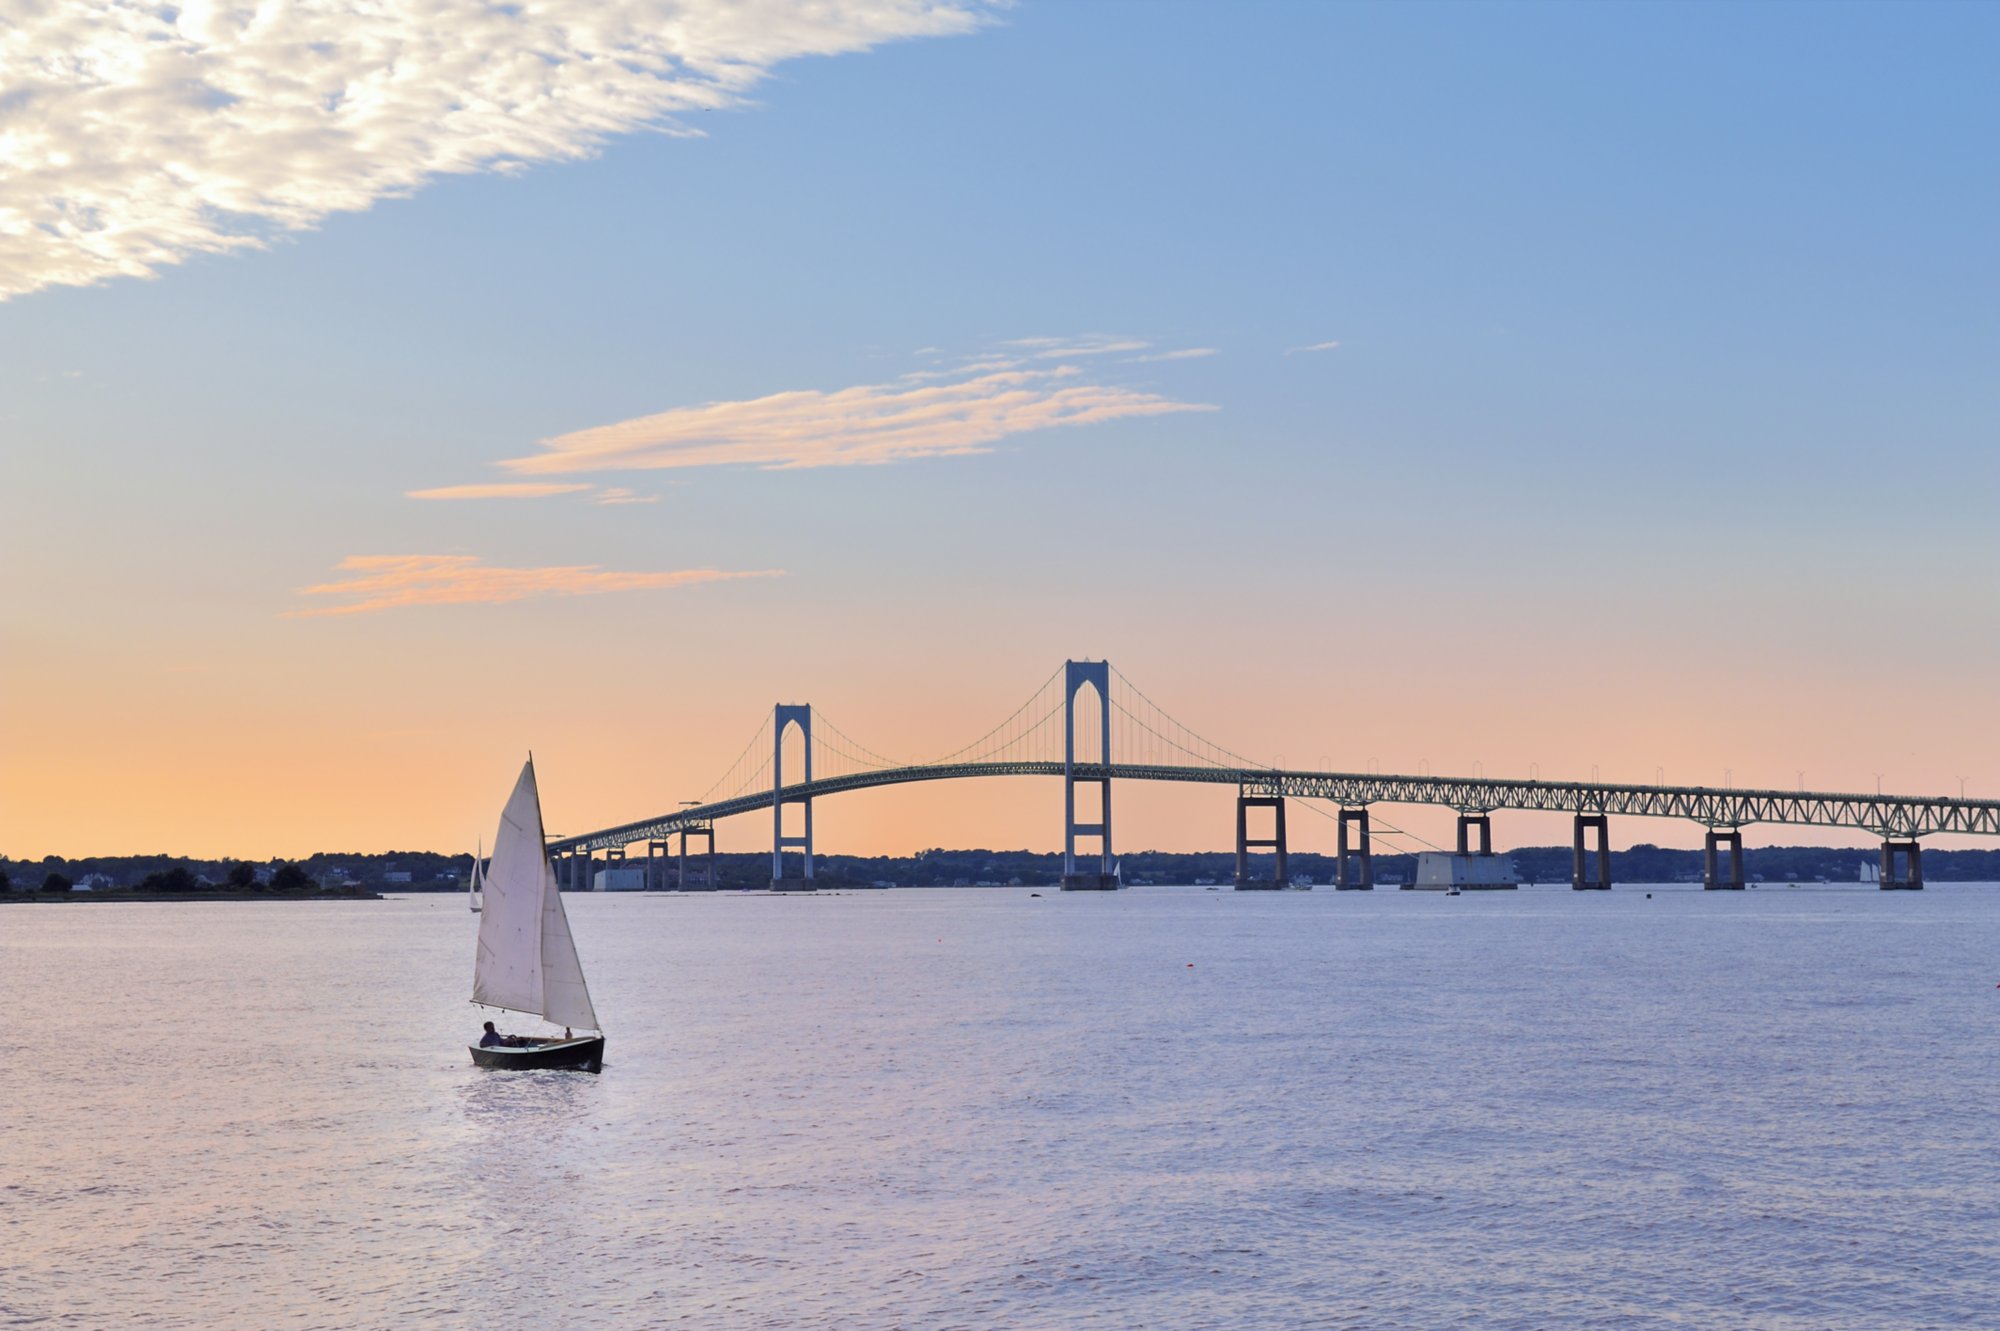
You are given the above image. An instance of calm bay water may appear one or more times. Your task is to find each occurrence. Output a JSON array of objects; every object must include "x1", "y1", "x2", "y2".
[{"x1": 5, "y1": 885, "x2": 1998, "y2": 1329}]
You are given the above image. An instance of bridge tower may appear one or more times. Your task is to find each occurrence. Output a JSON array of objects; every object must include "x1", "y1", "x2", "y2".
[
  {"x1": 772, "y1": 703, "x2": 815, "y2": 891},
  {"x1": 1061, "y1": 660, "x2": 1117, "y2": 891}
]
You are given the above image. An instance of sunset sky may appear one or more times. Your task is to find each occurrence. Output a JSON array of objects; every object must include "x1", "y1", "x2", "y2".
[{"x1": 4, "y1": 1, "x2": 1996, "y2": 860}]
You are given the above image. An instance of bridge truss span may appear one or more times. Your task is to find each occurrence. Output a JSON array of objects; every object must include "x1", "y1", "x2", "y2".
[{"x1": 1233, "y1": 771, "x2": 2000, "y2": 840}]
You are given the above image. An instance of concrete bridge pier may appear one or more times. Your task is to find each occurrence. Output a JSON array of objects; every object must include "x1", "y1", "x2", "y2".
[
  {"x1": 646, "y1": 838, "x2": 670, "y2": 891},
  {"x1": 1704, "y1": 829, "x2": 1745, "y2": 890},
  {"x1": 1880, "y1": 838, "x2": 1924, "y2": 890},
  {"x1": 679, "y1": 825, "x2": 715, "y2": 890},
  {"x1": 1234, "y1": 791, "x2": 1290, "y2": 890},
  {"x1": 1572, "y1": 813, "x2": 1611, "y2": 890},
  {"x1": 1456, "y1": 813, "x2": 1493, "y2": 857},
  {"x1": 1335, "y1": 808, "x2": 1374, "y2": 889},
  {"x1": 771, "y1": 703, "x2": 816, "y2": 891}
]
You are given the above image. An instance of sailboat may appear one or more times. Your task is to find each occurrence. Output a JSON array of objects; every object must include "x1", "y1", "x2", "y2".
[
  {"x1": 468, "y1": 839, "x2": 483, "y2": 913},
  {"x1": 469, "y1": 758, "x2": 605, "y2": 1073}
]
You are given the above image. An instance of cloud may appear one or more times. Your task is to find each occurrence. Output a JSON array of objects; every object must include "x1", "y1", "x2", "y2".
[
  {"x1": 0, "y1": 1, "x2": 990, "y2": 301},
  {"x1": 407, "y1": 482, "x2": 593, "y2": 500},
  {"x1": 591, "y1": 487, "x2": 660, "y2": 505},
  {"x1": 1122, "y1": 347, "x2": 1218, "y2": 363},
  {"x1": 287, "y1": 554, "x2": 780, "y2": 616},
  {"x1": 1286, "y1": 340, "x2": 1343, "y2": 354},
  {"x1": 496, "y1": 362, "x2": 1214, "y2": 476},
  {"x1": 1003, "y1": 334, "x2": 1152, "y2": 359}
]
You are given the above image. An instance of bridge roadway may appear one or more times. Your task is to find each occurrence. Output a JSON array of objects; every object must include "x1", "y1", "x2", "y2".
[{"x1": 545, "y1": 764, "x2": 2000, "y2": 855}]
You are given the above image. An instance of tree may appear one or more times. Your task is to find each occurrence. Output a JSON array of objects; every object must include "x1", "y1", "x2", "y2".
[
  {"x1": 140, "y1": 865, "x2": 198, "y2": 893},
  {"x1": 41, "y1": 872, "x2": 73, "y2": 893},
  {"x1": 225, "y1": 862, "x2": 260, "y2": 892},
  {"x1": 270, "y1": 863, "x2": 313, "y2": 893},
  {"x1": 0, "y1": 866, "x2": 11, "y2": 892}
]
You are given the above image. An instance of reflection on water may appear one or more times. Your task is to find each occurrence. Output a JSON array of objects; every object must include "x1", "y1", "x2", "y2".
[{"x1": 6, "y1": 887, "x2": 1999, "y2": 1329}]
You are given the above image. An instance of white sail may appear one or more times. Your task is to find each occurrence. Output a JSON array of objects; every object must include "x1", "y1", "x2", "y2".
[
  {"x1": 470, "y1": 759, "x2": 600, "y2": 1031},
  {"x1": 538, "y1": 850, "x2": 598, "y2": 1031},
  {"x1": 469, "y1": 840, "x2": 484, "y2": 912}
]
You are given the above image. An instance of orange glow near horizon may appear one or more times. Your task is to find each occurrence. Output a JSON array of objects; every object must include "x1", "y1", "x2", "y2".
[{"x1": 7, "y1": 625, "x2": 1995, "y2": 861}]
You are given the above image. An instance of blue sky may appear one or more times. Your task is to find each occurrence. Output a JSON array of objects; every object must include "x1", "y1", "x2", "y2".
[{"x1": 3, "y1": 1, "x2": 1995, "y2": 855}]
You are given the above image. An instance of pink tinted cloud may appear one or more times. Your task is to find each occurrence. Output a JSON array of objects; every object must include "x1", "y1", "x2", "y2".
[
  {"x1": 287, "y1": 555, "x2": 781, "y2": 616},
  {"x1": 501, "y1": 365, "x2": 1213, "y2": 476}
]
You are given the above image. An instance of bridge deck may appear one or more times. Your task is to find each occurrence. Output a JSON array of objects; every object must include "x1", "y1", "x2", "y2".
[{"x1": 546, "y1": 764, "x2": 2000, "y2": 854}]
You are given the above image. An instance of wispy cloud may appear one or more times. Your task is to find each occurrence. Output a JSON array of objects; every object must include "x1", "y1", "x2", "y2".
[
  {"x1": 0, "y1": 1, "x2": 990, "y2": 301},
  {"x1": 591, "y1": 488, "x2": 660, "y2": 505},
  {"x1": 1122, "y1": 347, "x2": 1218, "y2": 363},
  {"x1": 1286, "y1": 340, "x2": 1343, "y2": 355},
  {"x1": 407, "y1": 482, "x2": 593, "y2": 500},
  {"x1": 497, "y1": 361, "x2": 1214, "y2": 477},
  {"x1": 1003, "y1": 334, "x2": 1153, "y2": 359},
  {"x1": 287, "y1": 555, "x2": 780, "y2": 616}
]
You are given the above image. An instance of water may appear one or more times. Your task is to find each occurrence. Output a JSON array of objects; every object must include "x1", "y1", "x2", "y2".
[{"x1": 5, "y1": 886, "x2": 1997, "y2": 1329}]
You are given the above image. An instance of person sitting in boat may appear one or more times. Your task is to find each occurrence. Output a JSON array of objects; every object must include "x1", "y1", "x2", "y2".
[{"x1": 479, "y1": 1021, "x2": 517, "y2": 1048}]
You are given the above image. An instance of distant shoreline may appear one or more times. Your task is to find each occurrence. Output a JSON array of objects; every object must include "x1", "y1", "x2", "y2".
[{"x1": 0, "y1": 889, "x2": 383, "y2": 904}]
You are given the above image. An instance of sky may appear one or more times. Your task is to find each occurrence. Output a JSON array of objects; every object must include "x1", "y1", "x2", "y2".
[{"x1": 3, "y1": 0, "x2": 1996, "y2": 861}]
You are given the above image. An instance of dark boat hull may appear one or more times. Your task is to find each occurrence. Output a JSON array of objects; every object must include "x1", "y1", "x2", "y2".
[{"x1": 469, "y1": 1035, "x2": 605, "y2": 1073}]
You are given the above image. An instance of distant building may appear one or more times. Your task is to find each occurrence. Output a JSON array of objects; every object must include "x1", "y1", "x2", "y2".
[
  {"x1": 593, "y1": 867, "x2": 648, "y2": 892},
  {"x1": 76, "y1": 872, "x2": 116, "y2": 892},
  {"x1": 382, "y1": 871, "x2": 412, "y2": 884}
]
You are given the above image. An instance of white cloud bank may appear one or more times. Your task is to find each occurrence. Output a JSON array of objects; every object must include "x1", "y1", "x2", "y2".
[
  {"x1": 0, "y1": 0, "x2": 989, "y2": 300},
  {"x1": 500, "y1": 361, "x2": 1214, "y2": 476},
  {"x1": 287, "y1": 554, "x2": 780, "y2": 615}
]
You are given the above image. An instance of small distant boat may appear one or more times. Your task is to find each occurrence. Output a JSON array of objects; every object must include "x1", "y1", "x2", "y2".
[
  {"x1": 1446, "y1": 882, "x2": 1462, "y2": 897},
  {"x1": 469, "y1": 758, "x2": 605, "y2": 1073},
  {"x1": 468, "y1": 839, "x2": 483, "y2": 913},
  {"x1": 1859, "y1": 861, "x2": 1881, "y2": 884}
]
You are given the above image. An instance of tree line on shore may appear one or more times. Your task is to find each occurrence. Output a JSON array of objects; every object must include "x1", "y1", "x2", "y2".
[
  {"x1": 0, "y1": 853, "x2": 393, "y2": 896},
  {"x1": 8, "y1": 841, "x2": 1999, "y2": 895}
]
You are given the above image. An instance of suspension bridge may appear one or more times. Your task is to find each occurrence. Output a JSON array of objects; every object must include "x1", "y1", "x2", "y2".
[{"x1": 544, "y1": 661, "x2": 2000, "y2": 893}]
